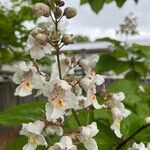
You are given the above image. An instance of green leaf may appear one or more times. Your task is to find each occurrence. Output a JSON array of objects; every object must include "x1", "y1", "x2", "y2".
[
  {"x1": 96, "y1": 120, "x2": 121, "y2": 149},
  {"x1": 107, "y1": 80, "x2": 142, "y2": 106},
  {"x1": 96, "y1": 54, "x2": 129, "y2": 74},
  {"x1": 133, "y1": 44, "x2": 150, "y2": 51},
  {"x1": 120, "y1": 114, "x2": 150, "y2": 142},
  {"x1": 0, "y1": 101, "x2": 45, "y2": 126},
  {"x1": 136, "y1": 103, "x2": 150, "y2": 117},
  {"x1": 121, "y1": 114, "x2": 144, "y2": 136},
  {"x1": 95, "y1": 37, "x2": 122, "y2": 47},
  {"x1": 115, "y1": 0, "x2": 126, "y2": 7},
  {"x1": 89, "y1": 0, "x2": 105, "y2": 14},
  {"x1": 94, "y1": 108, "x2": 112, "y2": 121},
  {"x1": 80, "y1": 0, "x2": 88, "y2": 5},
  {"x1": 105, "y1": 0, "x2": 113, "y2": 3}
]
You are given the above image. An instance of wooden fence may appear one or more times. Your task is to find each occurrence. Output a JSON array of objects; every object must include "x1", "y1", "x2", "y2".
[{"x1": 0, "y1": 81, "x2": 46, "y2": 112}]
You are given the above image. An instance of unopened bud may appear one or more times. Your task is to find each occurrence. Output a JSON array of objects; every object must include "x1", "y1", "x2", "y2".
[
  {"x1": 62, "y1": 34, "x2": 73, "y2": 45},
  {"x1": 49, "y1": 31, "x2": 61, "y2": 45},
  {"x1": 54, "y1": 8, "x2": 62, "y2": 19},
  {"x1": 64, "y1": 7, "x2": 77, "y2": 19},
  {"x1": 32, "y1": 3, "x2": 50, "y2": 17},
  {"x1": 65, "y1": 58, "x2": 70, "y2": 64},
  {"x1": 36, "y1": 33, "x2": 48, "y2": 45},
  {"x1": 56, "y1": 0, "x2": 65, "y2": 7},
  {"x1": 31, "y1": 28, "x2": 41, "y2": 38}
]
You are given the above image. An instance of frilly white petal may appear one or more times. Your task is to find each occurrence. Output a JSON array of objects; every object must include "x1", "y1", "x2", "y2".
[
  {"x1": 14, "y1": 86, "x2": 32, "y2": 97},
  {"x1": 92, "y1": 99, "x2": 102, "y2": 109},
  {"x1": 80, "y1": 122, "x2": 99, "y2": 139},
  {"x1": 30, "y1": 48, "x2": 45, "y2": 60},
  {"x1": 111, "y1": 119, "x2": 122, "y2": 138},
  {"x1": 82, "y1": 138, "x2": 98, "y2": 150},
  {"x1": 94, "y1": 74, "x2": 105, "y2": 86},
  {"x1": 20, "y1": 120, "x2": 45, "y2": 136},
  {"x1": 23, "y1": 143, "x2": 37, "y2": 150},
  {"x1": 45, "y1": 103, "x2": 65, "y2": 122}
]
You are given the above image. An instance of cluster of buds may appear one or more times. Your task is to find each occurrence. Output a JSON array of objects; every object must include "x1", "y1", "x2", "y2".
[
  {"x1": 12, "y1": 1, "x2": 135, "y2": 150},
  {"x1": 31, "y1": 28, "x2": 49, "y2": 46},
  {"x1": 32, "y1": 1, "x2": 77, "y2": 20}
]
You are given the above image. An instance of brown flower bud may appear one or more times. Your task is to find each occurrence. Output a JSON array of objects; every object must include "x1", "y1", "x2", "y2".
[
  {"x1": 64, "y1": 7, "x2": 77, "y2": 19},
  {"x1": 54, "y1": 8, "x2": 62, "y2": 19},
  {"x1": 56, "y1": 0, "x2": 65, "y2": 7},
  {"x1": 31, "y1": 28, "x2": 41, "y2": 38},
  {"x1": 32, "y1": 3, "x2": 50, "y2": 17},
  {"x1": 61, "y1": 34, "x2": 73, "y2": 45},
  {"x1": 36, "y1": 33, "x2": 48, "y2": 46},
  {"x1": 49, "y1": 31, "x2": 61, "y2": 46}
]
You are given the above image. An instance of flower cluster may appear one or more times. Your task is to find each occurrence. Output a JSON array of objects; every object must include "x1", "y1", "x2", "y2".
[
  {"x1": 12, "y1": 1, "x2": 136, "y2": 150},
  {"x1": 106, "y1": 92, "x2": 131, "y2": 138}
]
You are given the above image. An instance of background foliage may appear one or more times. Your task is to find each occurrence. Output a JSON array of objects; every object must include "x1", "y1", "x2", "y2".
[{"x1": 0, "y1": 0, "x2": 149, "y2": 150}]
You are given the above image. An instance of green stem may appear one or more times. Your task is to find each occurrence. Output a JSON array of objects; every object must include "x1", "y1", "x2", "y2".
[
  {"x1": 53, "y1": 11, "x2": 81, "y2": 127},
  {"x1": 54, "y1": 17, "x2": 62, "y2": 79},
  {"x1": 56, "y1": 49, "x2": 62, "y2": 79},
  {"x1": 116, "y1": 123, "x2": 150, "y2": 150}
]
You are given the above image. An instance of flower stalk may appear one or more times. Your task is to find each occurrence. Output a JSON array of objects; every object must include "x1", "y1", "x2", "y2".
[{"x1": 117, "y1": 123, "x2": 150, "y2": 150}]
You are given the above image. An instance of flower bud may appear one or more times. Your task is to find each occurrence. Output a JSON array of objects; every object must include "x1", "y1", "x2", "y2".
[
  {"x1": 31, "y1": 28, "x2": 41, "y2": 38},
  {"x1": 36, "y1": 33, "x2": 48, "y2": 46},
  {"x1": 49, "y1": 31, "x2": 61, "y2": 46},
  {"x1": 61, "y1": 34, "x2": 73, "y2": 45},
  {"x1": 32, "y1": 3, "x2": 50, "y2": 17},
  {"x1": 54, "y1": 8, "x2": 63, "y2": 19},
  {"x1": 56, "y1": 0, "x2": 65, "y2": 7},
  {"x1": 64, "y1": 7, "x2": 77, "y2": 19}
]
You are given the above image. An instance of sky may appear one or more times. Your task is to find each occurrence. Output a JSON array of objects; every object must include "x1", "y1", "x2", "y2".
[
  {"x1": 65, "y1": 0, "x2": 150, "y2": 43},
  {"x1": 1, "y1": 0, "x2": 150, "y2": 43}
]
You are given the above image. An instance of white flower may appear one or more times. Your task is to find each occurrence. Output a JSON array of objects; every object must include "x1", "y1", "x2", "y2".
[
  {"x1": 108, "y1": 92, "x2": 131, "y2": 138},
  {"x1": 145, "y1": 116, "x2": 150, "y2": 124},
  {"x1": 26, "y1": 35, "x2": 52, "y2": 60},
  {"x1": 78, "y1": 122, "x2": 99, "y2": 150},
  {"x1": 49, "y1": 136, "x2": 77, "y2": 150},
  {"x1": 43, "y1": 78, "x2": 77, "y2": 122},
  {"x1": 45, "y1": 125, "x2": 63, "y2": 137},
  {"x1": 13, "y1": 61, "x2": 44, "y2": 97},
  {"x1": 138, "y1": 85, "x2": 145, "y2": 92},
  {"x1": 51, "y1": 54, "x2": 73, "y2": 79},
  {"x1": 20, "y1": 120, "x2": 47, "y2": 150},
  {"x1": 110, "y1": 118, "x2": 122, "y2": 138},
  {"x1": 79, "y1": 54, "x2": 99, "y2": 73},
  {"x1": 128, "y1": 142, "x2": 149, "y2": 150},
  {"x1": 80, "y1": 74, "x2": 104, "y2": 109},
  {"x1": 112, "y1": 92, "x2": 125, "y2": 101},
  {"x1": 80, "y1": 74, "x2": 104, "y2": 93},
  {"x1": 76, "y1": 96, "x2": 90, "y2": 110}
]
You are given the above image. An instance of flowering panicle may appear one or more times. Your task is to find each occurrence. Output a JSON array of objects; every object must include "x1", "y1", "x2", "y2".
[{"x1": 12, "y1": 0, "x2": 135, "y2": 149}]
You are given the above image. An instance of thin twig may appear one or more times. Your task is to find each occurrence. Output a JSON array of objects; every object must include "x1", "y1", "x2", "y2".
[
  {"x1": 116, "y1": 123, "x2": 150, "y2": 150},
  {"x1": 57, "y1": 14, "x2": 64, "y2": 22},
  {"x1": 32, "y1": 60, "x2": 46, "y2": 77},
  {"x1": 59, "y1": 43, "x2": 65, "y2": 50},
  {"x1": 50, "y1": 11, "x2": 55, "y2": 23},
  {"x1": 56, "y1": 49, "x2": 62, "y2": 79}
]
